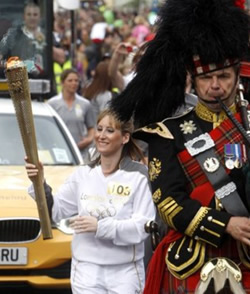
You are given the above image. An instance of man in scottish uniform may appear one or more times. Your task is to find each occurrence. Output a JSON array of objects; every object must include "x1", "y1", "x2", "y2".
[{"x1": 110, "y1": 0, "x2": 250, "y2": 293}]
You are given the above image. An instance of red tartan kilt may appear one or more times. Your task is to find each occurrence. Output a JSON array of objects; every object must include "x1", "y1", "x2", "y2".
[{"x1": 160, "y1": 237, "x2": 250, "y2": 294}]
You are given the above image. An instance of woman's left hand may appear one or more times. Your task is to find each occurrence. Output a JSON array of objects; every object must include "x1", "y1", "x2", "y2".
[{"x1": 69, "y1": 216, "x2": 98, "y2": 234}]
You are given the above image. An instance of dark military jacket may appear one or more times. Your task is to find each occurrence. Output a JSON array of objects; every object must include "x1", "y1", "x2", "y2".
[{"x1": 135, "y1": 102, "x2": 250, "y2": 279}]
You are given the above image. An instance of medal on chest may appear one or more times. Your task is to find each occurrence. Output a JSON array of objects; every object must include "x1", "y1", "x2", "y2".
[{"x1": 224, "y1": 143, "x2": 245, "y2": 169}]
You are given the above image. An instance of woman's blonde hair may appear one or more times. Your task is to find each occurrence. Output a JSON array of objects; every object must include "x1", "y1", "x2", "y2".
[{"x1": 95, "y1": 109, "x2": 146, "y2": 164}]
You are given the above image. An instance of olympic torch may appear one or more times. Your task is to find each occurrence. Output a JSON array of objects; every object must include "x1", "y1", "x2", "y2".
[{"x1": 5, "y1": 57, "x2": 53, "y2": 239}]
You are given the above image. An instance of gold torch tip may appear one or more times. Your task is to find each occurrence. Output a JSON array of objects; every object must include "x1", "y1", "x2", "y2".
[{"x1": 6, "y1": 57, "x2": 25, "y2": 70}]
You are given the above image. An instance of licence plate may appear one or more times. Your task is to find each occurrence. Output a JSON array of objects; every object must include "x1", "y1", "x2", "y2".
[{"x1": 0, "y1": 247, "x2": 28, "y2": 265}]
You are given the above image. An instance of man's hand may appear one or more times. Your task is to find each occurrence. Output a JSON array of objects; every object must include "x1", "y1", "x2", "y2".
[{"x1": 226, "y1": 216, "x2": 250, "y2": 246}]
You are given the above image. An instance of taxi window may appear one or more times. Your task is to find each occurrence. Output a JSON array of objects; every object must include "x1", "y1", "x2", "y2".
[
  {"x1": 0, "y1": 113, "x2": 76, "y2": 166},
  {"x1": 0, "y1": 0, "x2": 52, "y2": 80}
]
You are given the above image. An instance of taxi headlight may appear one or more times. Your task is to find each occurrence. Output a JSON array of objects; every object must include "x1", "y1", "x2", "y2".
[{"x1": 54, "y1": 218, "x2": 74, "y2": 235}]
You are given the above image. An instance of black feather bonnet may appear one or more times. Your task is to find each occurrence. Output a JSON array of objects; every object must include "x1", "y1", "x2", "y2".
[{"x1": 110, "y1": 0, "x2": 249, "y2": 127}]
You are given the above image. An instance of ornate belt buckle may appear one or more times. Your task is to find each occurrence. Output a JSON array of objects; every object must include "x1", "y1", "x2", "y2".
[{"x1": 185, "y1": 133, "x2": 215, "y2": 156}]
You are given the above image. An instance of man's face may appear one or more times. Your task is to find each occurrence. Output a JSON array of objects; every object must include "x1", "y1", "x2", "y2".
[
  {"x1": 194, "y1": 66, "x2": 238, "y2": 112},
  {"x1": 24, "y1": 5, "x2": 41, "y2": 31}
]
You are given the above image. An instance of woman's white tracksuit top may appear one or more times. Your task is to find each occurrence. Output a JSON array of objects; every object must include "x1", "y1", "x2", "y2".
[{"x1": 28, "y1": 157, "x2": 156, "y2": 265}]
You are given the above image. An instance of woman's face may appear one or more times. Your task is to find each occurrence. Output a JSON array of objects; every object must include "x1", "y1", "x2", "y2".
[
  {"x1": 95, "y1": 115, "x2": 129, "y2": 157},
  {"x1": 62, "y1": 73, "x2": 79, "y2": 94}
]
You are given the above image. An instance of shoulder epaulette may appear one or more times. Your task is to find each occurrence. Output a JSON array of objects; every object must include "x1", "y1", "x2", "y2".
[
  {"x1": 162, "y1": 107, "x2": 194, "y2": 123},
  {"x1": 135, "y1": 108, "x2": 194, "y2": 139},
  {"x1": 139, "y1": 122, "x2": 174, "y2": 139}
]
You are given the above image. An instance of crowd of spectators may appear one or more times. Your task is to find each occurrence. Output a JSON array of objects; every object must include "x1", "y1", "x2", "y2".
[
  {"x1": 52, "y1": 3, "x2": 157, "y2": 95},
  {"x1": 50, "y1": 3, "x2": 157, "y2": 162}
]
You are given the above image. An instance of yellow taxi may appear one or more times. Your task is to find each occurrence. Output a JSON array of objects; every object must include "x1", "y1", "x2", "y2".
[{"x1": 0, "y1": 98, "x2": 83, "y2": 291}]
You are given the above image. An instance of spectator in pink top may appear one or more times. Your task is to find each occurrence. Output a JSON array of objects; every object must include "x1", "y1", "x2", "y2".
[{"x1": 131, "y1": 15, "x2": 150, "y2": 46}]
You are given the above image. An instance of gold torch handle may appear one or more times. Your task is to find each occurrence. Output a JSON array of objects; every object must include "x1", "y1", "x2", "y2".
[{"x1": 5, "y1": 58, "x2": 53, "y2": 239}]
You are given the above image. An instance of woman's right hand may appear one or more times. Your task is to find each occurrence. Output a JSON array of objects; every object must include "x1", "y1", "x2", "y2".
[{"x1": 24, "y1": 156, "x2": 44, "y2": 183}]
